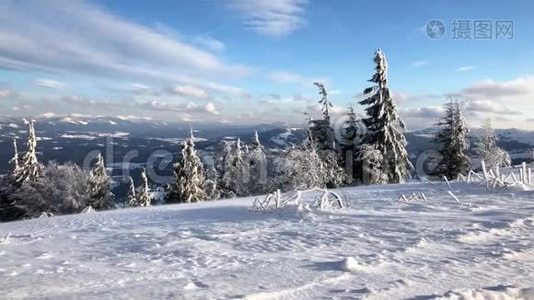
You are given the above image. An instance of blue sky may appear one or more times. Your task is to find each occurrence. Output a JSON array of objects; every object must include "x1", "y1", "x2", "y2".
[{"x1": 1, "y1": 0, "x2": 533, "y2": 129}]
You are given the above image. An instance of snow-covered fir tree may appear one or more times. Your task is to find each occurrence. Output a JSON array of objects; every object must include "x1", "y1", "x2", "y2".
[
  {"x1": 217, "y1": 138, "x2": 250, "y2": 197},
  {"x1": 434, "y1": 99, "x2": 471, "y2": 179},
  {"x1": 15, "y1": 121, "x2": 44, "y2": 184},
  {"x1": 247, "y1": 131, "x2": 268, "y2": 194},
  {"x1": 358, "y1": 49, "x2": 412, "y2": 184},
  {"x1": 9, "y1": 138, "x2": 20, "y2": 174},
  {"x1": 126, "y1": 176, "x2": 137, "y2": 207},
  {"x1": 232, "y1": 138, "x2": 250, "y2": 196},
  {"x1": 475, "y1": 119, "x2": 511, "y2": 170},
  {"x1": 305, "y1": 82, "x2": 344, "y2": 187},
  {"x1": 87, "y1": 153, "x2": 114, "y2": 210},
  {"x1": 166, "y1": 129, "x2": 207, "y2": 203},
  {"x1": 137, "y1": 169, "x2": 151, "y2": 207},
  {"x1": 342, "y1": 106, "x2": 362, "y2": 183}
]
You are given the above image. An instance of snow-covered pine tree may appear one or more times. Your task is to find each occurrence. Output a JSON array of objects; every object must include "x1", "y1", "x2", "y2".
[
  {"x1": 126, "y1": 176, "x2": 137, "y2": 207},
  {"x1": 433, "y1": 99, "x2": 471, "y2": 179},
  {"x1": 310, "y1": 82, "x2": 336, "y2": 151},
  {"x1": 15, "y1": 121, "x2": 44, "y2": 184},
  {"x1": 248, "y1": 131, "x2": 268, "y2": 194},
  {"x1": 87, "y1": 153, "x2": 114, "y2": 210},
  {"x1": 137, "y1": 169, "x2": 151, "y2": 207},
  {"x1": 215, "y1": 140, "x2": 235, "y2": 198},
  {"x1": 166, "y1": 129, "x2": 207, "y2": 203},
  {"x1": 358, "y1": 49, "x2": 412, "y2": 184},
  {"x1": 9, "y1": 138, "x2": 20, "y2": 175},
  {"x1": 475, "y1": 118, "x2": 511, "y2": 170}
]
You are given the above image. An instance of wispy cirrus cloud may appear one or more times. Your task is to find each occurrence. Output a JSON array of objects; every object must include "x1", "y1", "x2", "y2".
[
  {"x1": 266, "y1": 69, "x2": 327, "y2": 88},
  {"x1": 226, "y1": 0, "x2": 308, "y2": 36},
  {"x1": 412, "y1": 60, "x2": 428, "y2": 67},
  {"x1": 456, "y1": 66, "x2": 474, "y2": 72}
]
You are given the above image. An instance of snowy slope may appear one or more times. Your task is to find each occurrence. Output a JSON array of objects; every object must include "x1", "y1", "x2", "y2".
[{"x1": 1, "y1": 182, "x2": 534, "y2": 299}]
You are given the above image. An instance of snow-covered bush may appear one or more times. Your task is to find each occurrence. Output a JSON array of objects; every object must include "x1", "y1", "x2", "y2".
[
  {"x1": 276, "y1": 134, "x2": 340, "y2": 190},
  {"x1": 247, "y1": 131, "x2": 268, "y2": 195},
  {"x1": 0, "y1": 162, "x2": 92, "y2": 221},
  {"x1": 475, "y1": 119, "x2": 511, "y2": 171}
]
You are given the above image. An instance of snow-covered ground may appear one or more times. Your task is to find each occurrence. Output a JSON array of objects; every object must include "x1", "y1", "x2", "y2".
[{"x1": 1, "y1": 181, "x2": 534, "y2": 299}]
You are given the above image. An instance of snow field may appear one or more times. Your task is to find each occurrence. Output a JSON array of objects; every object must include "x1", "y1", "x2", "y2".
[{"x1": 0, "y1": 181, "x2": 533, "y2": 299}]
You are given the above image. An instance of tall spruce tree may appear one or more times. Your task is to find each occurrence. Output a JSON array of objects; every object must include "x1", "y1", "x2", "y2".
[
  {"x1": 434, "y1": 99, "x2": 471, "y2": 179},
  {"x1": 475, "y1": 118, "x2": 510, "y2": 170},
  {"x1": 310, "y1": 82, "x2": 335, "y2": 151},
  {"x1": 166, "y1": 129, "x2": 207, "y2": 203},
  {"x1": 15, "y1": 121, "x2": 43, "y2": 184},
  {"x1": 358, "y1": 49, "x2": 412, "y2": 184},
  {"x1": 87, "y1": 153, "x2": 114, "y2": 209},
  {"x1": 137, "y1": 169, "x2": 151, "y2": 206}
]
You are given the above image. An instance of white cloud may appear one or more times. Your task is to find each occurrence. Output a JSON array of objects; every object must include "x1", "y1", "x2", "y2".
[
  {"x1": 456, "y1": 66, "x2": 474, "y2": 72},
  {"x1": 0, "y1": 88, "x2": 10, "y2": 98},
  {"x1": 0, "y1": 1, "x2": 249, "y2": 86},
  {"x1": 138, "y1": 99, "x2": 219, "y2": 116},
  {"x1": 39, "y1": 112, "x2": 58, "y2": 118},
  {"x1": 412, "y1": 60, "x2": 428, "y2": 67},
  {"x1": 461, "y1": 76, "x2": 534, "y2": 99},
  {"x1": 172, "y1": 85, "x2": 210, "y2": 99},
  {"x1": 227, "y1": 0, "x2": 308, "y2": 36},
  {"x1": 34, "y1": 79, "x2": 65, "y2": 89},
  {"x1": 464, "y1": 100, "x2": 522, "y2": 116},
  {"x1": 204, "y1": 102, "x2": 219, "y2": 115},
  {"x1": 128, "y1": 83, "x2": 153, "y2": 95},
  {"x1": 193, "y1": 36, "x2": 226, "y2": 51}
]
